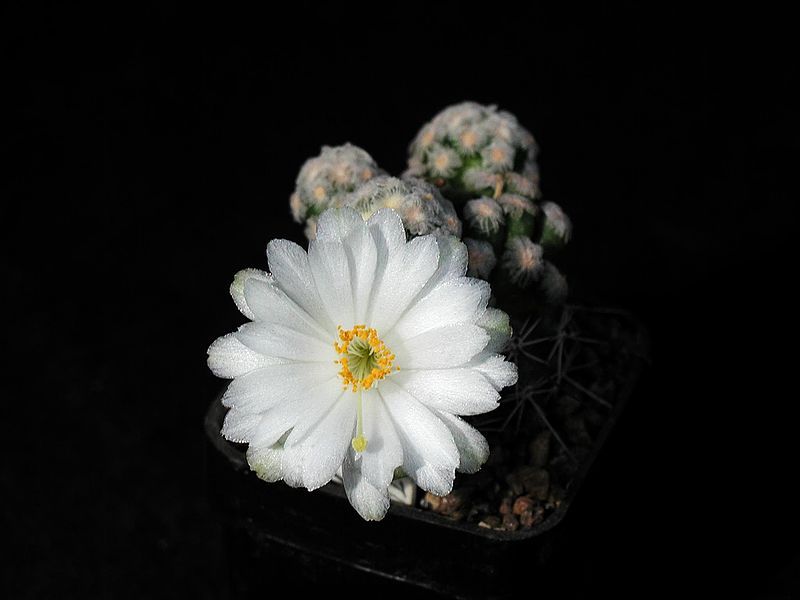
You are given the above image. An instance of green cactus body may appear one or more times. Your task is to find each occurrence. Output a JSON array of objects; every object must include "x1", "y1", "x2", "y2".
[{"x1": 406, "y1": 102, "x2": 572, "y2": 309}]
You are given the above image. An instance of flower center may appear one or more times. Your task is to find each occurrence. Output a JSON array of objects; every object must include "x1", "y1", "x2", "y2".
[
  {"x1": 334, "y1": 325, "x2": 397, "y2": 393},
  {"x1": 334, "y1": 325, "x2": 398, "y2": 454}
]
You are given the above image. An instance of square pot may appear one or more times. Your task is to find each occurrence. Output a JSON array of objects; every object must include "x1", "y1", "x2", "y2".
[{"x1": 203, "y1": 310, "x2": 648, "y2": 597}]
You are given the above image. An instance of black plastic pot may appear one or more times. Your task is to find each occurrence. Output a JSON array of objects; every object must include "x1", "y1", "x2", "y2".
[{"x1": 203, "y1": 313, "x2": 648, "y2": 598}]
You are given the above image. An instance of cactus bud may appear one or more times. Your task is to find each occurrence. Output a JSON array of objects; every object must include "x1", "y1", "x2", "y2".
[
  {"x1": 291, "y1": 144, "x2": 384, "y2": 234},
  {"x1": 464, "y1": 237, "x2": 498, "y2": 280},
  {"x1": 538, "y1": 201, "x2": 572, "y2": 252},
  {"x1": 501, "y1": 238, "x2": 545, "y2": 287}
]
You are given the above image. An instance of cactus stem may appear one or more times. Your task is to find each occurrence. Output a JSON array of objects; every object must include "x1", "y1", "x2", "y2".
[{"x1": 493, "y1": 176, "x2": 504, "y2": 199}]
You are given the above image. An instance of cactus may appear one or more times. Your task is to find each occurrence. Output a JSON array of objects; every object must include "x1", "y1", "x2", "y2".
[
  {"x1": 407, "y1": 102, "x2": 572, "y2": 308},
  {"x1": 343, "y1": 175, "x2": 462, "y2": 239},
  {"x1": 291, "y1": 145, "x2": 461, "y2": 240},
  {"x1": 286, "y1": 102, "x2": 572, "y2": 309},
  {"x1": 405, "y1": 101, "x2": 540, "y2": 201},
  {"x1": 290, "y1": 143, "x2": 385, "y2": 239}
]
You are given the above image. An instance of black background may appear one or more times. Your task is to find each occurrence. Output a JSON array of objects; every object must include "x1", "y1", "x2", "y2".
[{"x1": 3, "y1": 3, "x2": 798, "y2": 598}]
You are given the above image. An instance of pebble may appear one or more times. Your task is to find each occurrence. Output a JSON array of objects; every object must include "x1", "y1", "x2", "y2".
[
  {"x1": 512, "y1": 495, "x2": 535, "y2": 516},
  {"x1": 499, "y1": 496, "x2": 513, "y2": 516},
  {"x1": 519, "y1": 505, "x2": 545, "y2": 528},
  {"x1": 424, "y1": 490, "x2": 467, "y2": 515},
  {"x1": 502, "y1": 513, "x2": 520, "y2": 531},
  {"x1": 478, "y1": 515, "x2": 502, "y2": 529}
]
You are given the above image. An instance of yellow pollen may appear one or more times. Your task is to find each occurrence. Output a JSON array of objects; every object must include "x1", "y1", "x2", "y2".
[
  {"x1": 313, "y1": 186, "x2": 327, "y2": 201},
  {"x1": 434, "y1": 153, "x2": 450, "y2": 170},
  {"x1": 334, "y1": 325, "x2": 398, "y2": 393}
]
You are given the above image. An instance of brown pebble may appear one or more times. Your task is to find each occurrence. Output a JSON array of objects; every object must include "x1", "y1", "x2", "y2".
[
  {"x1": 423, "y1": 492, "x2": 442, "y2": 511},
  {"x1": 516, "y1": 466, "x2": 550, "y2": 500},
  {"x1": 520, "y1": 505, "x2": 545, "y2": 528},
  {"x1": 528, "y1": 430, "x2": 551, "y2": 467},
  {"x1": 478, "y1": 515, "x2": 502, "y2": 529},
  {"x1": 499, "y1": 496, "x2": 513, "y2": 516},
  {"x1": 512, "y1": 495, "x2": 535, "y2": 516},
  {"x1": 425, "y1": 490, "x2": 467, "y2": 515},
  {"x1": 502, "y1": 513, "x2": 520, "y2": 531},
  {"x1": 519, "y1": 509, "x2": 535, "y2": 528}
]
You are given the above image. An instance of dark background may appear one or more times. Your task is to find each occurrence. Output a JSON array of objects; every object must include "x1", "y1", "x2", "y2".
[{"x1": 3, "y1": 3, "x2": 798, "y2": 598}]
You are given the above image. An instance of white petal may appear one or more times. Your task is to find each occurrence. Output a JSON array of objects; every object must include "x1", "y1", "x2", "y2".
[
  {"x1": 343, "y1": 221, "x2": 378, "y2": 324},
  {"x1": 267, "y1": 239, "x2": 336, "y2": 333},
  {"x1": 207, "y1": 333, "x2": 283, "y2": 379},
  {"x1": 235, "y1": 322, "x2": 332, "y2": 362},
  {"x1": 243, "y1": 277, "x2": 330, "y2": 341},
  {"x1": 468, "y1": 353, "x2": 519, "y2": 390},
  {"x1": 380, "y1": 380, "x2": 458, "y2": 496},
  {"x1": 367, "y1": 208, "x2": 406, "y2": 263},
  {"x1": 282, "y1": 395, "x2": 357, "y2": 491},
  {"x1": 367, "y1": 235, "x2": 440, "y2": 332},
  {"x1": 391, "y1": 277, "x2": 490, "y2": 340},
  {"x1": 477, "y1": 307, "x2": 512, "y2": 354},
  {"x1": 246, "y1": 377, "x2": 339, "y2": 450},
  {"x1": 308, "y1": 238, "x2": 355, "y2": 327},
  {"x1": 391, "y1": 368, "x2": 499, "y2": 416},
  {"x1": 315, "y1": 207, "x2": 365, "y2": 243},
  {"x1": 342, "y1": 451, "x2": 391, "y2": 521},
  {"x1": 389, "y1": 324, "x2": 489, "y2": 369},
  {"x1": 220, "y1": 408, "x2": 263, "y2": 443},
  {"x1": 316, "y1": 207, "x2": 378, "y2": 323},
  {"x1": 230, "y1": 268, "x2": 272, "y2": 320},
  {"x1": 360, "y1": 391, "x2": 403, "y2": 490},
  {"x1": 221, "y1": 362, "x2": 333, "y2": 413},
  {"x1": 433, "y1": 411, "x2": 490, "y2": 474},
  {"x1": 247, "y1": 434, "x2": 288, "y2": 483},
  {"x1": 416, "y1": 235, "x2": 468, "y2": 298}
]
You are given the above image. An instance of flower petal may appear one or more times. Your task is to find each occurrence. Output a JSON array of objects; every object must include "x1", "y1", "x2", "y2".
[
  {"x1": 246, "y1": 377, "x2": 340, "y2": 450},
  {"x1": 267, "y1": 239, "x2": 336, "y2": 333},
  {"x1": 235, "y1": 322, "x2": 332, "y2": 362},
  {"x1": 389, "y1": 324, "x2": 489, "y2": 369},
  {"x1": 308, "y1": 238, "x2": 355, "y2": 328},
  {"x1": 221, "y1": 362, "x2": 333, "y2": 413},
  {"x1": 367, "y1": 208, "x2": 406, "y2": 263},
  {"x1": 467, "y1": 353, "x2": 518, "y2": 390},
  {"x1": 220, "y1": 407, "x2": 263, "y2": 443},
  {"x1": 315, "y1": 207, "x2": 378, "y2": 323},
  {"x1": 367, "y1": 234, "x2": 440, "y2": 332},
  {"x1": 342, "y1": 451, "x2": 391, "y2": 521},
  {"x1": 247, "y1": 433, "x2": 289, "y2": 483},
  {"x1": 282, "y1": 395, "x2": 356, "y2": 491},
  {"x1": 380, "y1": 380, "x2": 458, "y2": 496},
  {"x1": 433, "y1": 411, "x2": 490, "y2": 474},
  {"x1": 207, "y1": 333, "x2": 284, "y2": 379},
  {"x1": 243, "y1": 277, "x2": 330, "y2": 341},
  {"x1": 391, "y1": 368, "x2": 499, "y2": 416},
  {"x1": 360, "y1": 390, "x2": 403, "y2": 490},
  {"x1": 230, "y1": 268, "x2": 272, "y2": 320},
  {"x1": 315, "y1": 207, "x2": 365, "y2": 243},
  {"x1": 476, "y1": 308, "x2": 512, "y2": 354},
  {"x1": 391, "y1": 277, "x2": 489, "y2": 340},
  {"x1": 416, "y1": 235, "x2": 468, "y2": 298}
]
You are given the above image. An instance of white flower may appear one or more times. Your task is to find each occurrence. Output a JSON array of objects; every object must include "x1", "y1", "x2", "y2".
[{"x1": 208, "y1": 207, "x2": 517, "y2": 521}]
